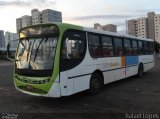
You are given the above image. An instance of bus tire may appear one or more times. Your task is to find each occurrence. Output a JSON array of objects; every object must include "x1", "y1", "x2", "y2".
[
  {"x1": 137, "y1": 64, "x2": 144, "y2": 78},
  {"x1": 89, "y1": 73, "x2": 103, "y2": 95}
]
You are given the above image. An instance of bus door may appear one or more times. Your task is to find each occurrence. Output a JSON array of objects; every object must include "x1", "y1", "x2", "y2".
[{"x1": 60, "y1": 30, "x2": 86, "y2": 96}]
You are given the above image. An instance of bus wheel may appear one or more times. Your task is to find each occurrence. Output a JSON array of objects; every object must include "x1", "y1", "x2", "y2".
[
  {"x1": 137, "y1": 64, "x2": 144, "y2": 78},
  {"x1": 89, "y1": 73, "x2": 103, "y2": 95}
]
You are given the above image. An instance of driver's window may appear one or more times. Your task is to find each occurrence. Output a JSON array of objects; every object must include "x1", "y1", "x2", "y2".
[{"x1": 61, "y1": 31, "x2": 86, "y2": 60}]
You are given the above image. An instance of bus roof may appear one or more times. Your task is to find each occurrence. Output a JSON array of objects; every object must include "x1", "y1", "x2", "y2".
[
  {"x1": 20, "y1": 22, "x2": 154, "y2": 42},
  {"x1": 56, "y1": 22, "x2": 153, "y2": 42},
  {"x1": 83, "y1": 27, "x2": 153, "y2": 42}
]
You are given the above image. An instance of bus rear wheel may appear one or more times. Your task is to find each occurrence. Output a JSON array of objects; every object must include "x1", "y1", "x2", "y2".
[
  {"x1": 137, "y1": 64, "x2": 144, "y2": 78},
  {"x1": 89, "y1": 73, "x2": 103, "y2": 95}
]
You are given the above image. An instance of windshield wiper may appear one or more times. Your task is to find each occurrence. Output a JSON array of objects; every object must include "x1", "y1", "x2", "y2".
[{"x1": 33, "y1": 37, "x2": 48, "y2": 62}]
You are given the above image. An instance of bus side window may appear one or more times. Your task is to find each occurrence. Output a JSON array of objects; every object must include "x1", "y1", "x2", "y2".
[
  {"x1": 88, "y1": 33, "x2": 102, "y2": 58},
  {"x1": 101, "y1": 36, "x2": 113, "y2": 57},
  {"x1": 138, "y1": 41, "x2": 143, "y2": 55},
  {"x1": 60, "y1": 30, "x2": 86, "y2": 71},
  {"x1": 62, "y1": 37, "x2": 85, "y2": 59},
  {"x1": 132, "y1": 40, "x2": 138, "y2": 55},
  {"x1": 113, "y1": 37, "x2": 123, "y2": 56},
  {"x1": 124, "y1": 39, "x2": 133, "y2": 56}
]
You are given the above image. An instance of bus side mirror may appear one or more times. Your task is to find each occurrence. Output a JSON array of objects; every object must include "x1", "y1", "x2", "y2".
[{"x1": 7, "y1": 39, "x2": 18, "y2": 61}]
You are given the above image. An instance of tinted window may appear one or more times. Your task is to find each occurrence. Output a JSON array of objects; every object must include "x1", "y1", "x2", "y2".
[
  {"x1": 138, "y1": 41, "x2": 143, "y2": 55},
  {"x1": 88, "y1": 33, "x2": 102, "y2": 57},
  {"x1": 143, "y1": 41, "x2": 148, "y2": 54},
  {"x1": 114, "y1": 37, "x2": 123, "y2": 56},
  {"x1": 124, "y1": 39, "x2": 132, "y2": 55},
  {"x1": 148, "y1": 42, "x2": 154, "y2": 54},
  {"x1": 88, "y1": 34, "x2": 100, "y2": 45},
  {"x1": 132, "y1": 40, "x2": 138, "y2": 55},
  {"x1": 62, "y1": 32, "x2": 85, "y2": 59},
  {"x1": 102, "y1": 36, "x2": 113, "y2": 57},
  {"x1": 60, "y1": 30, "x2": 86, "y2": 71}
]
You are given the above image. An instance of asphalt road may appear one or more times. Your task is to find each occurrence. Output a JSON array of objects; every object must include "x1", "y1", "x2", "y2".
[{"x1": 0, "y1": 56, "x2": 160, "y2": 119}]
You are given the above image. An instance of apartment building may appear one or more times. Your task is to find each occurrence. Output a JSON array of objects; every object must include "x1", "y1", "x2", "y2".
[
  {"x1": 127, "y1": 19, "x2": 136, "y2": 36},
  {"x1": 136, "y1": 18, "x2": 148, "y2": 38},
  {"x1": 41, "y1": 9, "x2": 62, "y2": 23},
  {"x1": 21, "y1": 15, "x2": 32, "y2": 28},
  {"x1": 127, "y1": 18, "x2": 148, "y2": 38},
  {"x1": 147, "y1": 12, "x2": 155, "y2": 40},
  {"x1": 94, "y1": 23, "x2": 117, "y2": 33},
  {"x1": 127, "y1": 12, "x2": 160, "y2": 43},
  {"x1": 5, "y1": 32, "x2": 18, "y2": 48},
  {"x1": 154, "y1": 14, "x2": 160, "y2": 43},
  {"x1": 16, "y1": 8, "x2": 62, "y2": 33},
  {"x1": 16, "y1": 18, "x2": 22, "y2": 33},
  {"x1": 31, "y1": 9, "x2": 42, "y2": 25}
]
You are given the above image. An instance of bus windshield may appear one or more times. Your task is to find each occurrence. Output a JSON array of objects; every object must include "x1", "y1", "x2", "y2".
[{"x1": 16, "y1": 37, "x2": 58, "y2": 70}]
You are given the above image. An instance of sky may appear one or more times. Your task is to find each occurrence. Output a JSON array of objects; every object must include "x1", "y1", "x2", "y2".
[{"x1": 0, "y1": 0, "x2": 160, "y2": 33}]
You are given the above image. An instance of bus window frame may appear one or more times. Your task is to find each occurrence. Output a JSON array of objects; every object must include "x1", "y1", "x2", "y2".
[{"x1": 60, "y1": 29, "x2": 87, "y2": 72}]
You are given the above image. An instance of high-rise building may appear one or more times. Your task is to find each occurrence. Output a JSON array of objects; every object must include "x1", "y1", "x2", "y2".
[
  {"x1": 94, "y1": 23, "x2": 117, "y2": 33},
  {"x1": 154, "y1": 14, "x2": 160, "y2": 43},
  {"x1": 16, "y1": 18, "x2": 22, "y2": 33},
  {"x1": 41, "y1": 9, "x2": 62, "y2": 23},
  {"x1": 147, "y1": 12, "x2": 155, "y2": 40},
  {"x1": 31, "y1": 9, "x2": 42, "y2": 25},
  {"x1": 0, "y1": 30, "x2": 5, "y2": 48},
  {"x1": 21, "y1": 15, "x2": 32, "y2": 28},
  {"x1": 127, "y1": 18, "x2": 148, "y2": 38},
  {"x1": 16, "y1": 9, "x2": 62, "y2": 33},
  {"x1": 136, "y1": 18, "x2": 148, "y2": 38},
  {"x1": 5, "y1": 32, "x2": 18, "y2": 48},
  {"x1": 127, "y1": 19, "x2": 136, "y2": 36},
  {"x1": 127, "y1": 12, "x2": 160, "y2": 43}
]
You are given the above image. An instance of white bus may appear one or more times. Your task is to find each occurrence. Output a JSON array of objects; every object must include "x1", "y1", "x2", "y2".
[{"x1": 8, "y1": 23, "x2": 155, "y2": 97}]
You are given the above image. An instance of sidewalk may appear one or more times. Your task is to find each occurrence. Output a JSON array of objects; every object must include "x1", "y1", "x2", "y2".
[{"x1": 0, "y1": 60, "x2": 14, "y2": 66}]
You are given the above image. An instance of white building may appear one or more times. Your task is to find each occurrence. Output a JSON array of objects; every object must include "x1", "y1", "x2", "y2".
[
  {"x1": 16, "y1": 9, "x2": 62, "y2": 32},
  {"x1": 41, "y1": 9, "x2": 62, "y2": 23},
  {"x1": 0, "y1": 30, "x2": 5, "y2": 48},
  {"x1": 21, "y1": 15, "x2": 32, "y2": 28},
  {"x1": 16, "y1": 18, "x2": 22, "y2": 33},
  {"x1": 5, "y1": 32, "x2": 18, "y2": 48},
  {"x1": 31, "y1": 9, "x2": 42, "y2": 25}
]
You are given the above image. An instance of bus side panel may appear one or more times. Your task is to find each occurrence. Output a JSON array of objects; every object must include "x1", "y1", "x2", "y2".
[
  {"x1": 69, "y1": 53, "x2": 96, "y2": 94},
  {"x1": 139, "y1": 55, "x2": 154, "y2": 72},
  {"x1": 73, "y1": 75, "x2": 91, "y2": 94},
  {"x1": 125, "y1": 66, "x2": 138, "y2": 78},
  {"x1": 97, "y1": 57, "x2": 122, "y2": 84},
  {"x1": 60, "y1": 71, "x2": 70, "y2": 96},
  {"x1": 125, "y1": 56, "x2": 139, "y2": 77}
]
